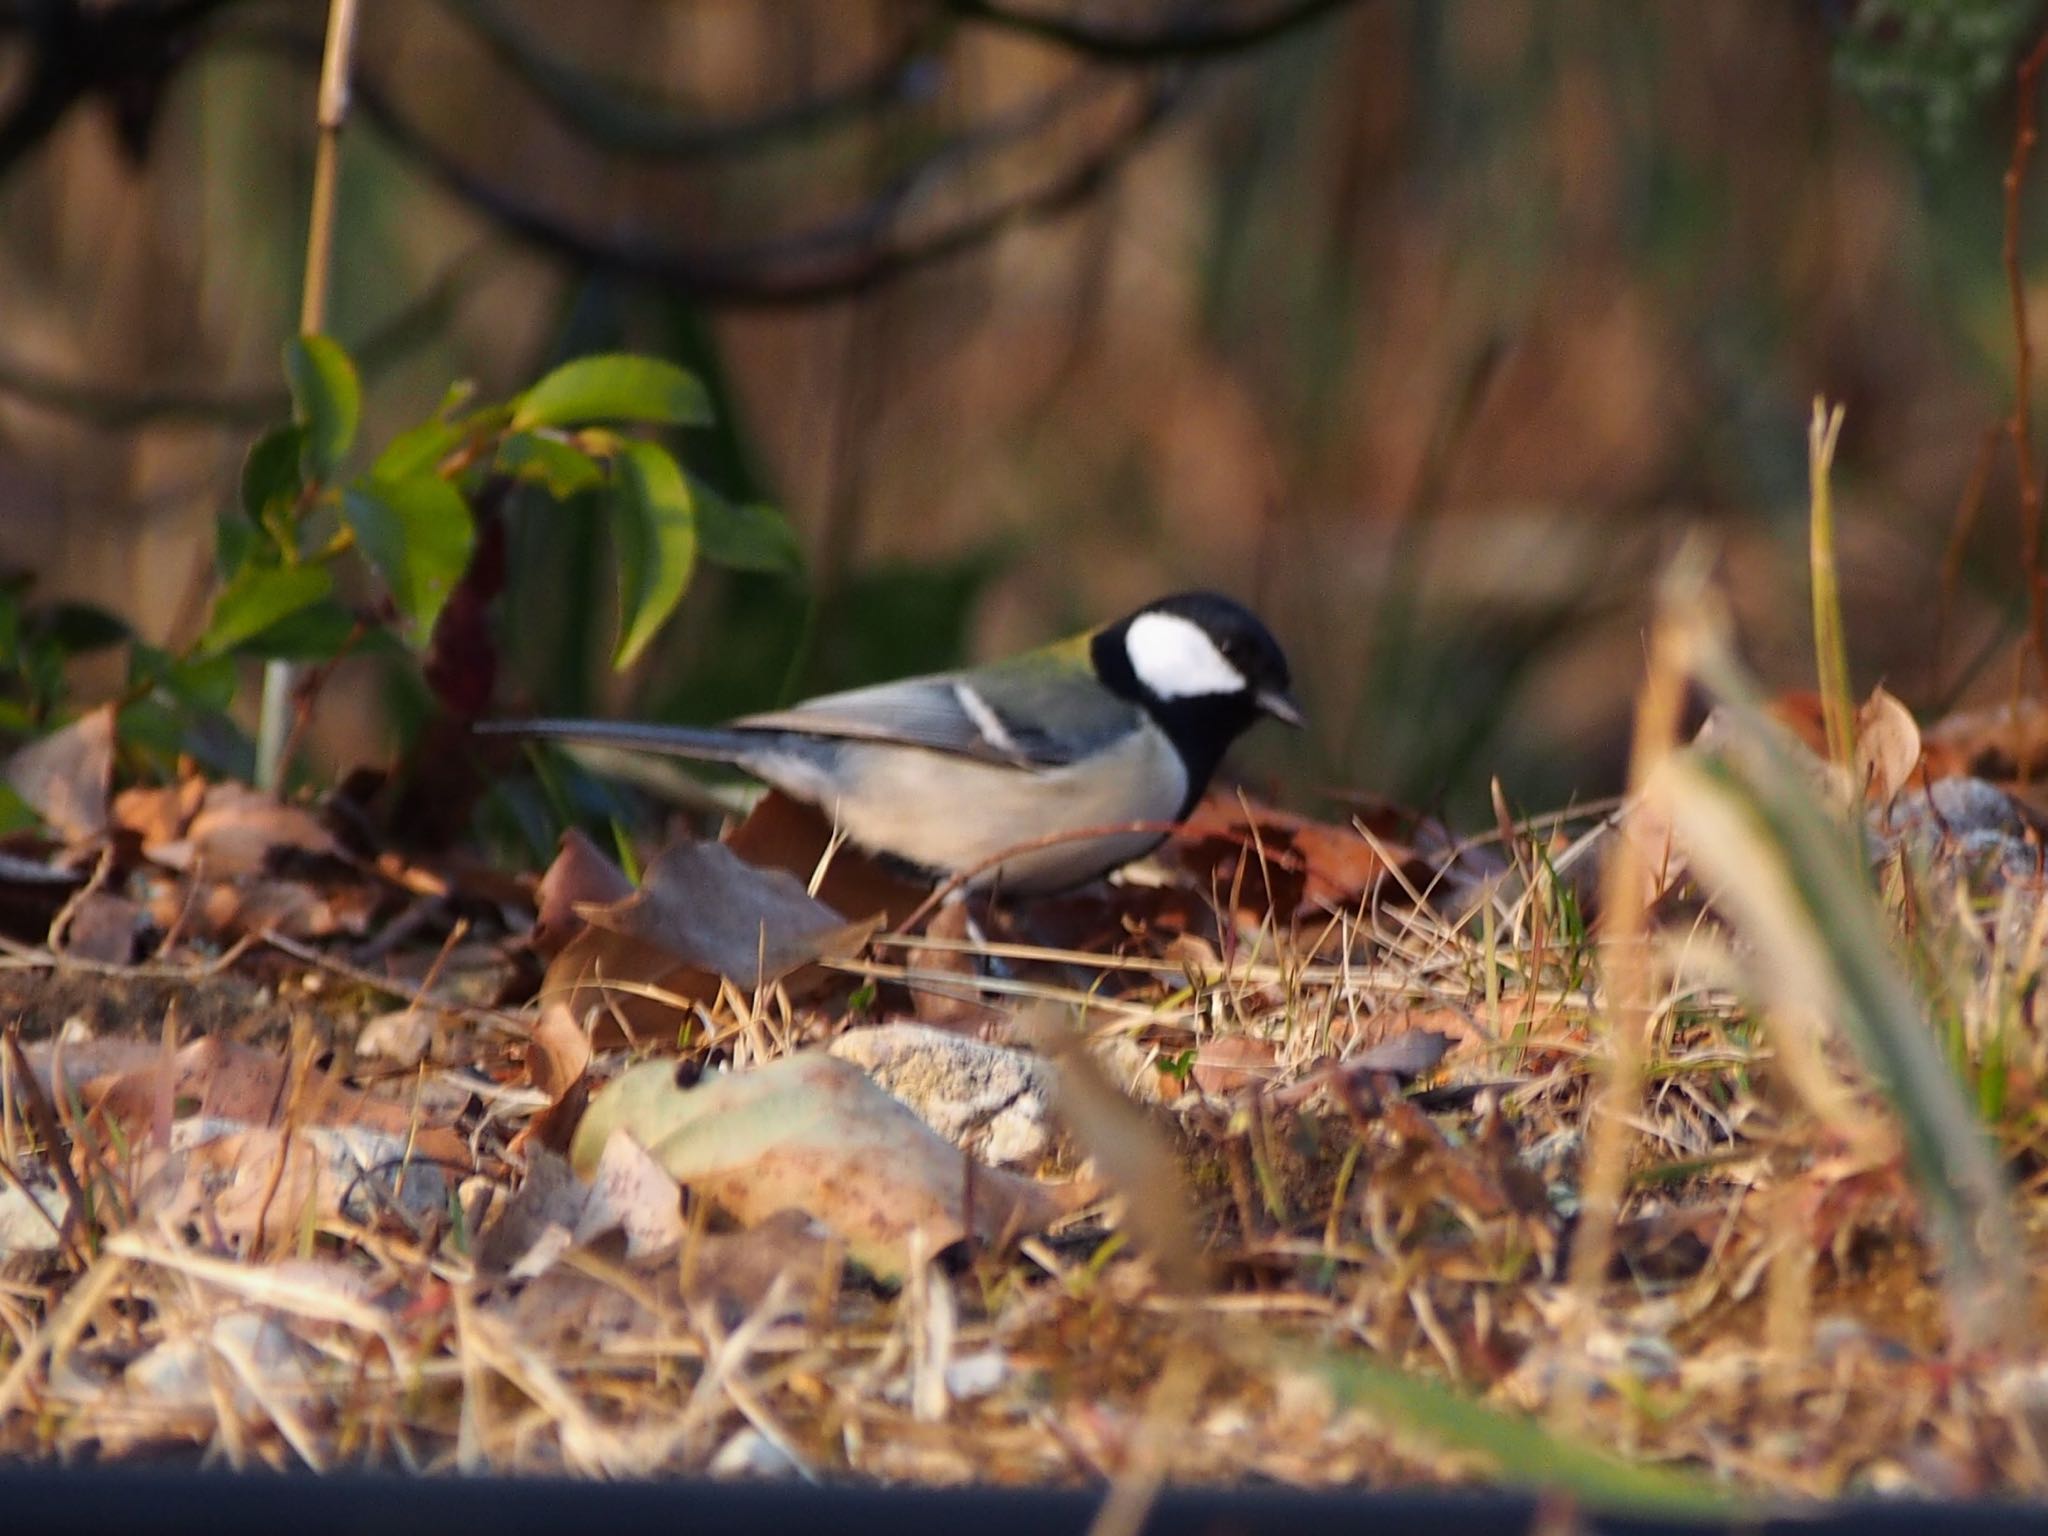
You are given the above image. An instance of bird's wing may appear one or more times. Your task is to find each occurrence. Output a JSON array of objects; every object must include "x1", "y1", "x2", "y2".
[{"x1": 733, "y1": 664, "x2": 1134, "y2": 770}]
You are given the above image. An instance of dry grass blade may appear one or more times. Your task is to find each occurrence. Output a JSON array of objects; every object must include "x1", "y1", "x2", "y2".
[
  {"x1": 1557, "y1": 548, "x2": 1696, "y2": 1427},
  {"x1": 1023, "y1": 1007, "x2": 1205, "y2": 1292},
  {"x1": 1662, "y1": 618, "x2": 2026, "y2": 1353},
  {"x1": 1808, "y1": 398, "x2": 1854, "y2": 770}
]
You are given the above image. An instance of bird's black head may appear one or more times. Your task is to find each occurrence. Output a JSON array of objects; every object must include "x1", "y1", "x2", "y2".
[{"x1": 1090, "y1": 590, "x2": 1301, "y2": 811}]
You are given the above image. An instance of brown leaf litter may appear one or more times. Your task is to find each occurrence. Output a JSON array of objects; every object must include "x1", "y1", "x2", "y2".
[{"x1": 7, "y1": 729, "x2": 2048, "y2": 1498}]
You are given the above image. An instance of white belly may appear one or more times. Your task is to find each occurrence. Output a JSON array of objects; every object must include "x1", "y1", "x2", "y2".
[{"x1": 755, "y1": 726, "x2": 1188, "y2": 895}]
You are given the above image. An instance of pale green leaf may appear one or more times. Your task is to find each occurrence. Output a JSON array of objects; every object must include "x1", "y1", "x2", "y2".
[
  {"x1": 609, "y1": 441, "x2": 696, "y2": 669},
  {"x1": 343, "y1": 475, "x2": 476, "y2": 637},
  {"x1": 285, "y1": 334, "x2": 361, "y2": 479},
  {"x1": 512, "y1": 353, "x2": 711, "y2": 432},
  {"x1": 196, "y1": 562, "x2": 334, "y2": 658}
]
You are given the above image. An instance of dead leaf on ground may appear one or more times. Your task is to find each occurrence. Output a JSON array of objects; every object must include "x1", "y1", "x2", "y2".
[
  {"x1": 111, "y1": 774, "x2": 208, "y2": 848},
  {"x1": 1184, "y1": 1035, "x2": 1280, "y2": 1097},
  {"x1": 544, "y1": 838, "x2": 876, "y2": 1041},
  {"x1": 1330, "y1": 1005, "x2": 1486, "y2": 1061},
  {"x1": 1856, "y1": 686, "x2": 1921, "y2": 803},
  {"x1": 506, "y1": 1211, "x2": 827, "y2": 1346},
  {"x1": 905, "y1": 900, "x2": 999, "y2": 1029},
  {"x1": 570, "y1": 1052, "x2": 1086, "y2": 1281},
  {"x1": 194, "y1": 876, "x2": 377, "y2": 941},
  {"x1": 4, "y1": 705, "x2": 113, "y2": 843},
  {"x1": 1174, "y1": 793, "x2": 1394, "y2": 922},
  {"x1": 60, "y1": 1034, "x2": 466, "y2": 1150},
  {"x1": 38, "y1": 1035, "x2": 475, "y2": 1246},
  {"x1": 1923, "y1": 698, "x2": 2048, "y2": 783},
  {"x1": 55, "y1": 889, "x2": 144, "y2": 963},
  {"x1": 152, "y1": 782, "x2": 341, "y2": 876},
  {"x1": 574, "y1": 1129, "x2": 687, "y2": 1261},
  {"x1": 144, "y1": 1121, "x2": 460, "y2": 1245},
  {"x1": 531, "y1": 828, "x2": 634, "y2": 958},
  {"x1": 479, "y1": 1148, "x2": 828, "y2": 1335},
  {"x1": 508, "y1": 1001, "x2": 593, "y2": 1155},
  {"x1": 723, "y1": 788, "x2": 932, "y2": 930}
]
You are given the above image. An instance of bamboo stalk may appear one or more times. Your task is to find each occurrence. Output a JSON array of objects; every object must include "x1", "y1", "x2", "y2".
[{"x1": 258, "y1": 0, "x2": 362, "y2": 792}]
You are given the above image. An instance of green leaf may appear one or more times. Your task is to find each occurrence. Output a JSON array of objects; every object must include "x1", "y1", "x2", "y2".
[
  {"x1": 216, "y1": 512, "x2": 259, "y2": 581},
  {"x1": 232, "y1": 598, "x2": 364, "y2": 662},
  {"x1": 241, "y1": 422, "x2": 306, "y2": 522},
  {"x1": 343, "y1": 475, "x2": 476, "y2": 638},
  {"x1": 691, "y1": 473, "x2": 800, "y2": 574},
  {"x1": 285, "y1": 334, "x2": 361, "y2": 479},
  {"x1": 498, "y1": 432, "x2": 604, "y2": 499},
  {"x1": 168, "y1": 652, "x2": 238, "y2": 711},
  {"x1": 609, "y1": 441, "x2": 696, "y2": 670},
  {"x1": 512, "y1": 354, "x2": 711, "y2": 432},
  {"x1": 371, "y1": 418, "x2": 465, "y2": 483},
  {"x1": 198, "y1": 562, "x2": 334, "y2": 658},
  {"x1": 1293, "y1": 1342, "x2": 1741, "y2": 1518},
  {"x1": 0, "y1": 778, "x2": 35, "y2": 836}
]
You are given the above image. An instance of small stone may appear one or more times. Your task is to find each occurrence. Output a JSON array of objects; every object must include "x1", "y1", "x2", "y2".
[
  {"x1": 708, "y1": 1428, "x2": 799, "y2": 1478},
  {"x1": 830, "y1": 1022, "x2": 1056, "y2": 1169},
  {"x1": 356, "y1": 1009, "x2": 433, "y2": 1068}
]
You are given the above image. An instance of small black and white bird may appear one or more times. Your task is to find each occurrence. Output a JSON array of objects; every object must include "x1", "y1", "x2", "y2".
[{"x1": 479, "y1": 591, "x2": 1300, "y2": 894}]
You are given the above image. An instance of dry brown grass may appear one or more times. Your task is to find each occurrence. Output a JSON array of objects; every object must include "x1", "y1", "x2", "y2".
[{"x1": 2, "y1": 753, "x2": 2045, "y2": 1514}]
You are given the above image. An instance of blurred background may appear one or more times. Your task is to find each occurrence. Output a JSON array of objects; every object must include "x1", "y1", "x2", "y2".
[{"x1": 0, "y1": 0, "x2": 2043, "y2": 827}]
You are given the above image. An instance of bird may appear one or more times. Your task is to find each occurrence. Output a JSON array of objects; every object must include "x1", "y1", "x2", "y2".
[{"x1": 478, "y1": 590, "x2": 1301, "y2": 895}]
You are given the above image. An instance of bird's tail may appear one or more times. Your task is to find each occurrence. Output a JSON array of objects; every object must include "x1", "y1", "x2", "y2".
[{"x1": 473, "y1": 717, "x2": 761, "y2": 765}]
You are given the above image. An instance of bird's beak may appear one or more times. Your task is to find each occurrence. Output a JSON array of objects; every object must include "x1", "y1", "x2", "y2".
[{"x1": 1255, "y1": 686, "x2": 1306, "y2": 728}]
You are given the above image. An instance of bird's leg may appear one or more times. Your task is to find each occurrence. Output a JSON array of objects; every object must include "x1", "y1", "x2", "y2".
[{"x1": 957, "y1": 891, "x2": 1018, "y2": 983}]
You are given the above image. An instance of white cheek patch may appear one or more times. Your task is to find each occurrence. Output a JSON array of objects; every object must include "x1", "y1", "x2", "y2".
[{"x1": 1124, "y1": 612, "x2": 1247, "y2": 700}]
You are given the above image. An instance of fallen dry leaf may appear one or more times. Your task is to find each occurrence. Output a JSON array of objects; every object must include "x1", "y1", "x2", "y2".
[
  {"x1": 111, "y1": 775, "x2": 208, "y2": 848},
  {"x1": 1856, "y1": 686, "x2": 1921, "y2": 803},
  {"x1": 4, "y1": 705, "x2": 113, "y2": 842},
  {"x1": 904, "y1": 900, "x2": 998, "y2": 1029},
  {"x1": 480, "y1": 1148, "x2": 829, "y2": 1333},
  {"x1": 527, "y1": 1003, "x2": 591, "y2": 1104},
  {"x1": 146, "y1": 1121, "x2": 459, "y2": 1245},
  {"x1": 153, "y1": 782, "x2": 341, "y2": 876},
  {"x1": 70, "y1": 1035, "x2": 465, "y2": 1152},
  {"x1": 1173, "y1": 792, "x2": 1395, "y2": 921},
  {"x1": 570, "y1": 1053, "x2": 1086, "y2": 1281},
  {"x1": 723, "y1": 788, "x2": 932, "y2": 930},
  {"x1": 574, "y1": 1129, "x2": 686, "y2": 1261},
  {"x1": 1923, "y1": 698, "x2": 2048, "y2": 783},
  {"x1": 544, "y1": 838, "x2": 876, "y2": 1039},
  {"x1": 531, "y1": 828, "x2": 634, "y2": 958},
  {"x1": 1185, "y1": 1034, "x2": 1280, "y2": 1097},
  {"x1": 55, "y1": 889, "x2": 144, "y2": 964},
  {"x1": 508, "y1": 1002, "x2": 593, "y2": 1156}
]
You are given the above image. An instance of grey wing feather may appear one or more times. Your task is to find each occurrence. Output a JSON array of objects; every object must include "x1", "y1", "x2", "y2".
[{"x1": 734, "y1": 666, "x2": 1136, "y2": 770}]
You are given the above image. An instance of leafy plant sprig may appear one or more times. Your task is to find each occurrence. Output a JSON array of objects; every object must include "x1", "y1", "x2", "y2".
[{"x1": 209, "y1": 338, "x2": 795, "y2": 677}]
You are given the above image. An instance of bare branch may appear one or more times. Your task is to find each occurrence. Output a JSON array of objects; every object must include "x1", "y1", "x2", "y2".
[
  {"x1": 939, "y1": 0, "x2": 1366, "y2": 61},
  {"x1": 429, "y1": 0, "x2": 948, "y2": 161},
  {"x1": 232, "y1": 26, "x2": 1185, "y2": 308}
]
